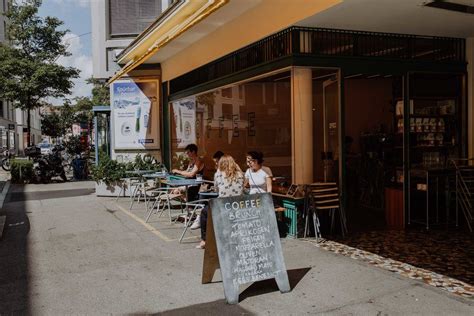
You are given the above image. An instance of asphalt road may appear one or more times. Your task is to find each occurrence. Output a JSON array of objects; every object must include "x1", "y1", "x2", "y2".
[{"x1": 0, "y1": 181, "x2": 472, "y2": 314}]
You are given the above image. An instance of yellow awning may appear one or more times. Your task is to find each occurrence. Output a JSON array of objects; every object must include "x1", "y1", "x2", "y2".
[{"x1": 108, "y1": 0, "x2": 229, "y2": 84}]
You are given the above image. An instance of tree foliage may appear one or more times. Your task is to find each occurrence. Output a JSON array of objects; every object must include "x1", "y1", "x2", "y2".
[
  {"x1": 40, "y1": 101, "x2": 74, "y2": 137},
  {"x1": 0, "y1": 0, "x2": 80, "y2": 144},
  {"x1": 87, "y1": 78, "x2": 110, "y2": 106}
]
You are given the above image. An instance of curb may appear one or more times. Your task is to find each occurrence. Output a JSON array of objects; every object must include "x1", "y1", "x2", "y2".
[
  {"x1": 0, "y1": 180, "x2": 11, "y2": 210},
  {"x1": 0, "y1": 180, "x2": 11, "y2": 239}
]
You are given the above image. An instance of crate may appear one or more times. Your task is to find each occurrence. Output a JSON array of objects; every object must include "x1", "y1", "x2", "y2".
[{"x1": 282, "y1": 199, "x2": 304, "y2": 238}]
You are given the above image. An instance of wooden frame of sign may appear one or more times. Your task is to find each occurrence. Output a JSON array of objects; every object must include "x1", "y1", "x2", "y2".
[{"x1": 202, "y1": 193, "x2": 290, "y2": 304}]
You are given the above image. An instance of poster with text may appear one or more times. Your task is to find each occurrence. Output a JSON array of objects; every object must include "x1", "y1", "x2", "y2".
[
  {"x1": 111, "y1": 80, "x2": 159, "y2": 150},
  {"x1": 172, "y1": 97, "x2": 196, "y2": 148}
]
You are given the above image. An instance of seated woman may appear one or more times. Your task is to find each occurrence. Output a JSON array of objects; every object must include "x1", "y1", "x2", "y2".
[
  {"x1": 244, "y1": 151, "x2": 272, "y2": 194},
  {"x1": 197, "y1": 154, "x2": 244, "y2": 249}
]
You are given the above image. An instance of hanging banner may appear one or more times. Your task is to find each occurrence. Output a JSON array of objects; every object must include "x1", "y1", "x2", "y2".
[
  {"x1": 111, "y1": 79, "x2": 159, "y2": 150},
  {"x1": 172, "y1": 97, "x2": 196, "y2": 148}
]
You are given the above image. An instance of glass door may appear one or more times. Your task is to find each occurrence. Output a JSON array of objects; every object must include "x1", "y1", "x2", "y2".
[
  {"x1": 322, "y1": 76, "x2": 340, "y2": 182},
  {"x1": 312, "y1": 68, "x2": 341, "y2": 184}
]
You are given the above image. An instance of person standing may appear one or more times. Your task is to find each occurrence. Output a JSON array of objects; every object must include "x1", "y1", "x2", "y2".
[{"x1": 244, "y1": 151, "x2": 272, "y2": 194}]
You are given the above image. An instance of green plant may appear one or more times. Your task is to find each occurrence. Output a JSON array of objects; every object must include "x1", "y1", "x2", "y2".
[
  {"x1": 90, "y1": 156, "x2": 126, "y2": 186},
  {"x1": 10, "y1": 159, "x2": 34, "y2": 184},
  {"x1": 130, "y1": 154, "x2": 162, "y2": 171},
  {"x1": 65, "y1": 135, "x2": 86, "y2": 155},
  {"x1": 172, "y1": 152, "x2": 190, "y2": 170},
  {"x1": 91, "y1": 154, "x2": 162, "y2": 186}
]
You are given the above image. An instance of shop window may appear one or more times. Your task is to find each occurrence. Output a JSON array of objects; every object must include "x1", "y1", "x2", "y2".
[{"x1": 170, "y1": 71, "x2": 292, "y2": 181}]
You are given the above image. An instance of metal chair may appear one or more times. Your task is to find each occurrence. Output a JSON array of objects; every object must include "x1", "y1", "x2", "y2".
[
  {"x1": 144, "y1": 187, "x2": 185, "y2": 223},
  {"x1": 304, "y1": 182, "x2": 347, "y2": 241},
  {"x1": 178, "y1": 199, "x2": 208, "y2": 243},
  {"x1": 115, "y1": 177, "x2": 140, "y2": 202},
  {"x1": 129, "y1": 179, "x2": 156, "y2": 210}
]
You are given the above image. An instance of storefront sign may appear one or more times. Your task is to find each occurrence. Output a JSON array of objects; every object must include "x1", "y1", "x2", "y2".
[
  {"x1": 204, "y1": 193, "x2": 290, "y2": 304},
  {"x1": 172, "y1": 97, "x2": 196, "y2": 148},
  {"x1": 111, "y1": 80, "x2": 159, "y2": 150}
]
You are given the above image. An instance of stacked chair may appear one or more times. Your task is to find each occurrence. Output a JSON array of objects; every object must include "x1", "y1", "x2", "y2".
[{"x1": 304, "y1": 182, "x2": 348, "y2": 242}]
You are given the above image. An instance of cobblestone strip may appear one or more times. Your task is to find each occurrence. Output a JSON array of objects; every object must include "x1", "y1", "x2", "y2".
[{"x1": 304, "y1": 238, "x2": 474, "y2": 299}]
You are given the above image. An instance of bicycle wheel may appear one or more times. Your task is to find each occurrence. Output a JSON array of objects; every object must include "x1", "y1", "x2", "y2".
[{"x1": 1, "y1": 158, "x2": 10, "y2": 171}]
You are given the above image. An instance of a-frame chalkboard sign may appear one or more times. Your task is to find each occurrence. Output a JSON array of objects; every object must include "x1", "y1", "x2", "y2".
[{"x1": 202, "y1": 193, "x2": 290, "y2": 304}]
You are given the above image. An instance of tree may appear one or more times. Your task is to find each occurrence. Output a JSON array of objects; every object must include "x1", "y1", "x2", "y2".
[
  {"x1": 0, "y1": 0, "x2": 80, "y2": 146},
  {"x1": 87, "y1": 78, "x2": 110, "y2": 106},
  {"x1": 40, "y1": 101, "x2": 76, "y2": 139}
]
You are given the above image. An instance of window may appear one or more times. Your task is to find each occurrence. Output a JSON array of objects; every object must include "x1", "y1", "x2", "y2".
[
  {"x1": 170, "y1": 71, "x2": 292, "y2": 180},
  {"x1": 0, "y1": 100, "x2": 4, "y2": 118},
  {"x1": 108, "y1": 0, "x2": 162, "y2": 38}
]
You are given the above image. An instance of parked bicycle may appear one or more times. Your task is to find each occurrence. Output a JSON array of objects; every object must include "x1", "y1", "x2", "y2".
[{"x1": 1, "y1": 148, "x2": 13, "y2": 171}]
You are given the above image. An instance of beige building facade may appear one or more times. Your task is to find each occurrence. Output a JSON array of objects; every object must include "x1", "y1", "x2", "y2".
[{"x1": 110, "y1": 0, "x2": 474, "y2": 229}]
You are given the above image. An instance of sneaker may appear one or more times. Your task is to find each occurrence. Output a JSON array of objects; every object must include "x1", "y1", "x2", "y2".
[
  {"x1": 190, "y1": 215, "x2": 201, "y2": 230},
  {"x1": 196, "y1": 241, "x2": 205, "y2": 249}
]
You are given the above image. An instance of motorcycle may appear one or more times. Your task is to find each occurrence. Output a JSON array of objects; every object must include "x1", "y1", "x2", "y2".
[
  {"x1": 1, "y1": 148, "x2": 12, "y2": 171},
  {"x1": 25, "y1": 145, "x2": 67, "y2": 183}
]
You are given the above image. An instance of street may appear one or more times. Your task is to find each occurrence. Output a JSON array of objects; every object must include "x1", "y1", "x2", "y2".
[{"x1": 0, "y1": 181, "x2": 472, "y2": 314}]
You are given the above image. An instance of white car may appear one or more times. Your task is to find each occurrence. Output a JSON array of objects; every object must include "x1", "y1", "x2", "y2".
[{"x1": 38, "y1": 143, "x2": 52, "y2": 155}]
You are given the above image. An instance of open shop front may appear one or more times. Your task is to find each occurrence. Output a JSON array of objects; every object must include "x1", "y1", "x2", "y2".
[{"x1": 162, "y1": 27, "x2": 471, "y2": 284}]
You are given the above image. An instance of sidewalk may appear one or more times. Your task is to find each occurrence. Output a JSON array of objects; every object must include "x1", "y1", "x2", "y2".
[{"x1": 0, "y1": 181, "x2": 472, "y2": 314}]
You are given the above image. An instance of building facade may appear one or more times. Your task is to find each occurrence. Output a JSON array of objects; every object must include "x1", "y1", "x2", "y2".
[
  {"x1": 0, "y1": 0, "x2": 18, "y2": 153},
  {"x1": 109, "y1": 0, "x2": 474, "y2": 231},
  {"x1": 91, "y1": 0, "x2": 174, "y2": 80}
]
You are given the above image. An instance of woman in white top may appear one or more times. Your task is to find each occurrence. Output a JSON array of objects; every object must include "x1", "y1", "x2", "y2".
[{"x1": 244, "y1": 151, "x2": 272, "y2": 194}]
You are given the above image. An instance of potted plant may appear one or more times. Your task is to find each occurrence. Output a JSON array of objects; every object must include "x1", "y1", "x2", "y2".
[
  {"x1": 91, "y1": 156, "x2": 127, "y2": 196},
  {"x1": 91, "y1": 154, "x2": 163, "y2": 197}
]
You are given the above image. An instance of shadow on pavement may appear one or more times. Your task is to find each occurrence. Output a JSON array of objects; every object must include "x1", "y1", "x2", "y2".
[
  {"x1": 239, "y1": 267, "x2": 311, "y2": 302},
  {"x1": 142, "y1": 299, "x2": 255, "y2": 315},
  {"x1": 7, "y1": 188, "x2": 95, "y2": 202},
  {"x1": 0, "y1": 184, "x2": 95, "y2": 313},
  {"x1": 0, "y1": 191, "x2": 31, "y2": 313}
]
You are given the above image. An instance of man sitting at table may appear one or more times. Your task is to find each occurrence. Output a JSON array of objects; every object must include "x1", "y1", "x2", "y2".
[{"x1": 172, "y1": 143, "x2": 205, "y2": 179}]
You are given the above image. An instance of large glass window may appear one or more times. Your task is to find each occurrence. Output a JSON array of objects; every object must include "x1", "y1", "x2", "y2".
[{"x1": 170, "y1": 71, "x2": 292, "y2": 181}]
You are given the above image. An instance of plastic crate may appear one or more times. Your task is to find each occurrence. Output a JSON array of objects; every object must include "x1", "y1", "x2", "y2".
[{"x1": 282, "y1": 199, "x2": 304, "y2": 238}]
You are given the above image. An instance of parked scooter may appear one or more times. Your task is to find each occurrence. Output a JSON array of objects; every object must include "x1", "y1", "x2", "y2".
[{"x1": 25, "y1": 145, "x2": 67, "y2": 183}]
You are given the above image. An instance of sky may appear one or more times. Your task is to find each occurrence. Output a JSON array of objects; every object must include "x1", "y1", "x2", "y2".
[{"x1": 38, "y1": 0, "x2": 92, "y2": 105}]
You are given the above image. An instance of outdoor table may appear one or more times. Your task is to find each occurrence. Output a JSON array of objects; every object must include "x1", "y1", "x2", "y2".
[
  {"x1": 125, "y1": 170, "x2": 156, "y2": 176},
  {"x1": 198, "y1": 191, "x2": 219, "y2": 200},
  {"x1": 162, "y1": 179, "x2": 201, "y2": 187},
  {"x1": 143, "y1": 172, "x2": 169, "y2": 180}
]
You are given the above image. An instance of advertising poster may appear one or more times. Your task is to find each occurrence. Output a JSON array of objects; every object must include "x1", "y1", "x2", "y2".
[
  {"x1": 172, "y1": 97, "x2": 196, "y2": 148},
  {"x1": 111, "y1": 80, "x2": 159, "y2": 149}
]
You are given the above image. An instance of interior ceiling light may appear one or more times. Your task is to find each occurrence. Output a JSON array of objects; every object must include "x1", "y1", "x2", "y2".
[{"x1": 423, "y1": 1, "x2": 474, "y2": 14}]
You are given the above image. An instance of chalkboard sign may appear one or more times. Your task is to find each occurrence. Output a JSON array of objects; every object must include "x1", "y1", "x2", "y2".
[{"x1": 208, "y1": 193, "x2": 290, "y2": 304}]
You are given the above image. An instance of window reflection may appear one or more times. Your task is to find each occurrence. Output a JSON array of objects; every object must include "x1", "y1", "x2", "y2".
[{"x1": 170, "y1": 71, "x2": 292, "y2": 181}]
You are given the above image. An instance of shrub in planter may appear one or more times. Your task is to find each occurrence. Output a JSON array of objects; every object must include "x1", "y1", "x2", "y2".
[
  {"x1": 11, "y1": 159, "x2": 34, "y2": 184},
  {"x1": 124, "y1": 154, "x2": 162, "y2": 172},
  {"x1": 90, "y1": 156, "x2": 126, "y2": 187}
]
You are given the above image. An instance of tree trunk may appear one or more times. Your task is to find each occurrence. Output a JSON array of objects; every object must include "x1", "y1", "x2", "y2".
[{"x1": 27, "y1": 108, "x2": 31, "y2": 147}]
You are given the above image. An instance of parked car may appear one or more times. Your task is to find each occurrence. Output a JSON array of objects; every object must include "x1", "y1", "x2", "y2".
[{"x1": 38, "y1": 143, "x2": 52, "y2": 155}]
